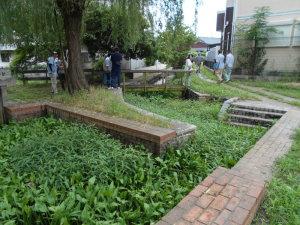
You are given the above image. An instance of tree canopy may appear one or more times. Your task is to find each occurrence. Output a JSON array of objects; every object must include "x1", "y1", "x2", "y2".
[{"x1": 0, "y1": 0, "x2": 201, "y2": 92}]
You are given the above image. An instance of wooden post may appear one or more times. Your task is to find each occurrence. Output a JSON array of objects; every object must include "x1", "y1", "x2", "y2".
[
  {"x1": 143, "y1": 73, "x2": 147, "y2": 93},
  {"x1": 122, "y1": 72, "x2": 126, "y2": 93},
  {"x1": 0, "y1": 85, "x2": 6, "y2": 125},
  {"x1": 164, "y1": 72, "x2": 167, "y2": 92}
]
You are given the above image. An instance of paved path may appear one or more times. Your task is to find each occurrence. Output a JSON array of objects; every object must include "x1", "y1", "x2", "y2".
[
  {"x1": 197, "y1": 72, "x2": 217, "y2": 83},
  {"x1": 233, "y1": 83, "x2": 300, "y2": 105}
]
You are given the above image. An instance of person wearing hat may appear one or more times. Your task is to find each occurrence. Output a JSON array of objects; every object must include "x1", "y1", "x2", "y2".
[{"x1": 47, "y1": 51, "x2": 60, "y2": 94}]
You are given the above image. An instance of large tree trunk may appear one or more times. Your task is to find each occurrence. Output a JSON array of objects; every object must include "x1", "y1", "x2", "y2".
[
  {"x1": 56, "y1": 0, "x2": 88, "y2": 94},
  {"x1": 64, "y1": 15, "x2": 89, "y2": 93}
]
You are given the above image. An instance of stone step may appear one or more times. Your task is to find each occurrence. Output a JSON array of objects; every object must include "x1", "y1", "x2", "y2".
[
  {"x1": 231, "y1": 104, "x2": 286, "y2": 115},
  {"x1": 228, "y1": 121, "x2": 258, "y2": 128},
  {"x1": 228, "y1": 114, "x2": 274, "y2": 127},
  {"x1": 229, "y1": 107, "x2": 283, "y2": 119}
]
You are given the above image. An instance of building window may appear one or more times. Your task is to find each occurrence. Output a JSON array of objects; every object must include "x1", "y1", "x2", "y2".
[{"x1": 0, "y1": 51, "x2": 11, "y2": 62}]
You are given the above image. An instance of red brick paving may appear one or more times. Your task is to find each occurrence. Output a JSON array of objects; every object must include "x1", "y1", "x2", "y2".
[{"x1": 156, "y1": 110, "x2": 300, "y2": 225}]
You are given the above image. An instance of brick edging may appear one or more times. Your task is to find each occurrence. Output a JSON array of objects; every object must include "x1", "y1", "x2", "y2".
[
  {"x1": 4, "y1": 102, "x2": 196, "y2": 155},
  {"x1": 156, "y1": 109, "x2": 300, "y2": 225},
  {"x1": 156, "y1": 167, "x2": 265, "y2": 225}
]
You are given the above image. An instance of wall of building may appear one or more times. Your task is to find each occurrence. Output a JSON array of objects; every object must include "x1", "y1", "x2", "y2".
[
  {"x1": 264, "y1": 47, "x2": 300, "y2": 73},
  {"x1": 236, "y1": 0, "x2": 300, "y2": 22},
  {"x1": 232, "y1": 0, "x2": 300, "y2": 75},
  {"x1": 0, "y1": 45, "x2": 16, "y2": 68}
]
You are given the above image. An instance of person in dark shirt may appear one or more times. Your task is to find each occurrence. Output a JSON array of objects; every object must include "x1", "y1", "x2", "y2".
[{"x1": 110, "y1": 47, "x2": 122, "y2": 89}]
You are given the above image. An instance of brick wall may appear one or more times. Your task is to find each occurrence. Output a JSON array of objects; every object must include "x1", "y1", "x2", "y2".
[{"x1": 4, "y1": 102, "x2": 195, "y2": 155}]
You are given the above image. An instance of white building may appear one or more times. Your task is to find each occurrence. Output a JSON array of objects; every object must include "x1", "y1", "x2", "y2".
[
  {"x1": 218, "y1": 0, "x2": 300, "y2": 75},
  {"x1": 0, "y1": 45, "x2": 16, "y2": 68}
]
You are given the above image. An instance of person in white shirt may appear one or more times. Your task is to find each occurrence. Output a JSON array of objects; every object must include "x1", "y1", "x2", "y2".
[
  {"x1": 103, "y1": 53, "x2": 112, "y2": 88},
  {"x1": 184, "y1": 55, "x2": 193, "y2": 87},
  {"x1": 224, "y1": 50, "x2": 234, "y2": 82},
  {"x1": 215, "y1": 50, "x2": 225, "y2": 82},
  {"x1": 185, "y1": 55, "x2": 193, "y2": 70}
]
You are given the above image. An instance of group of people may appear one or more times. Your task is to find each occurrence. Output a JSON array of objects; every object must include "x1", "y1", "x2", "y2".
[
  {"x1": 185, "y1": 53, "x2": 204, "y2": 72},
  {"x1": 103, "y1": 47, "x2": 123, "y2": 89},
  {"x1": 214, "y1": 50, "x2": 234, "y2": 83},
  {"x1": 47, "y1": 47, "x2": 123, "y2": 94},
  {"x1": 186, "y1": 50, "x2": 235, "y2": 83},
  {"x1": 47, "y1": 47, "x2": 234, "y2": 93}
]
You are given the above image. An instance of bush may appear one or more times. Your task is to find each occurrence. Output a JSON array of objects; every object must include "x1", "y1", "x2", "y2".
[{"x1": 93, "y1": 57, "x2": 104, "y2": 70}]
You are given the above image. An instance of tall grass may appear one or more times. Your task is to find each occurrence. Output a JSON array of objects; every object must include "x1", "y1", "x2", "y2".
[{"x1": 7, "y1": 81, "x2": 167, "y2": 127}]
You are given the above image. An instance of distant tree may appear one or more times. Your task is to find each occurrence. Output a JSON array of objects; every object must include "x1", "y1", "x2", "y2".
[
  {"x1": 0, "y1": 0, "x2": 63, "y2": 66},
  {"x1": 83, "y1": 3, "x2": 155, "y2": 59},
  {"x1": 235, "y1": 7, "x2": 277, "y2": 75},
  {"x1": 156, "y1": 25, "x2": 197, "y2": 68}
]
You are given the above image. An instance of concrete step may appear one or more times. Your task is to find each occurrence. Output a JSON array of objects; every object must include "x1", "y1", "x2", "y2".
[
  {"x1": 231, "y1": 104, "x2": 286, "y2": 115},
  {"x1": 228, "y1": 122, "x2": 258, "y2": 128},
  {"x1": 229, "y1": 107, "x2": 283, "y2": 119},
  {"x1": 228, "y1": 114, "x2": 275, "y2": 127}
]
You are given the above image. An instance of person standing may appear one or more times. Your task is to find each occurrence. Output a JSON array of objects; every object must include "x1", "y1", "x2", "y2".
[
  {"x1": 110, "y1": 47, "x2": 122, "y2": 89},
  {"x1": 224, "y1": 50, "x2": 234, "y2": 82},
  {"x1": 184, "y1": 55, "x2": 193, "y2": 87},
  {"x1": 215, "y1": 50, "x2": 225, "y2": 82},
  {"x1": 195, "y1": 53, "x2": 203, "y2": 73},
  {"x1": 103, "y1": 53, "x2": 112, "y2": 88},
  {"x1": 57, "y1": 55, "x2": 67, "y2": 91},
  {"x1": 47, "y1": 51, "x2": 60, "y2": 94},
  {"x1": 185, "y1": 55, "x2": 193, "y2": 71}
]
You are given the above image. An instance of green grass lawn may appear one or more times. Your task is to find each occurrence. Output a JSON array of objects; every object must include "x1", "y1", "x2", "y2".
[
  {"x1": 0, "y1": 93, "x2": 266, "y2": 224},
  {"x1": 191, "y1": 75, "x2": 257, "y2": 99},
  {"x1": 200, "y1": 66, "x2": 218, "y2": 81},
  {"x1": 7, "y1": 81, "x2": 167, "y2": 127},
  {"x1": 253, "y1": 129, "x2": 300, "y2": 225},
  {"x1": 236, "y1": 80, "x2": 300, "y2": 100}
]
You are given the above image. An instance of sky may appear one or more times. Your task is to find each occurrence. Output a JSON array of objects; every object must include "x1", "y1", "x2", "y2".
[{"x1": 183, "y1": 0, "x2": 226, "y2": 38}]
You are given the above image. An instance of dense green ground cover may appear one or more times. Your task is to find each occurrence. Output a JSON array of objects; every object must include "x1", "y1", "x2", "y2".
[
  {"x1": 236, "y1": 81, "x2": 300, "y2": 100},
  {"x1": 0, "y1": 94, "x2": 265, "y2": 224},
  {"x1": 253, "y1": 129, "x2": 300, "y2": 225}
]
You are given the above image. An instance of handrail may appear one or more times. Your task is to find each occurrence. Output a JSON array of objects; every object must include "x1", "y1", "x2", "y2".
[
  {"x1": 21, "y1": 69, "x2": 193, "y2": 74},
  {"x1": 20, "y1": 68, "x2": 194, "y2": 93}
]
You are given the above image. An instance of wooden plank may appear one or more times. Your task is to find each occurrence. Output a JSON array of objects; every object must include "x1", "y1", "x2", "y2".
[{"x1": 0, "y1": 85, "x2": 5, "y2": 124}]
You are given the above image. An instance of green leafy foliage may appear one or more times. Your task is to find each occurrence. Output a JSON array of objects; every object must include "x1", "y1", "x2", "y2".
[
  {"x1": 253, "y1": 130, "x2": 300, "y2": 225},
  {"x1": 125, "y1": 93, "x2": 265, "y2": 169},
  {"x1": 156, "y1": 25, "x2": 197, "y2": 68},
  {"x1": 83, "y1": 2, "x2": 155, "y2": 58},
  {"x1": 0, "y1": 95, "x2": 265, "y2": 224}
]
